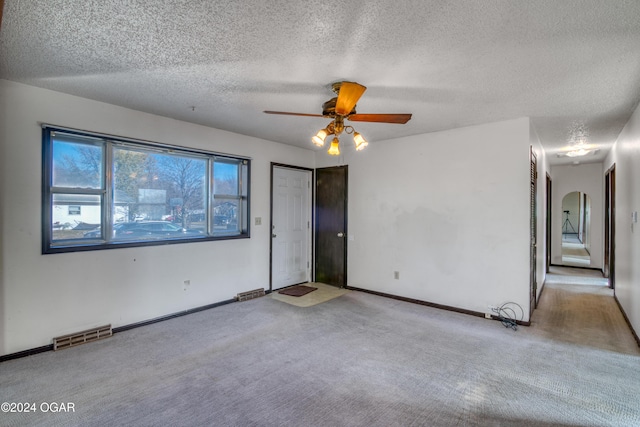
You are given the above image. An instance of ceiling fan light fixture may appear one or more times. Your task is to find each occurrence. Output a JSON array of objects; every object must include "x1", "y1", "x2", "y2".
[
  {"x1": 327, "y1": 137, "x2": 340, "y2": 156},
  {"x1": 353, "y1": 132, "x2": 368, "y2": 151},
  {"x1": 312, "y1": 128, "x2": 330, "y2": 147},
  {"x1": 263, "y1": 81, "x2": 412, "y2": 155}
]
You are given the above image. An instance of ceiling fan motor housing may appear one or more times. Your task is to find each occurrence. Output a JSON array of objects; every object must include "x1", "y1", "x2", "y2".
[
  {"x1": 264, "y1": 81, "x2": 411, "y2": 125},
  {"x1": 322, "y1": 97, "x2": 356, "y2": 117}
]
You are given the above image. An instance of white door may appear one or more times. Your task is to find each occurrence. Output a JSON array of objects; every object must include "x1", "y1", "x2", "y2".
[{"x1": 271, "y1": 166, "x2": 312, "y2": 290}]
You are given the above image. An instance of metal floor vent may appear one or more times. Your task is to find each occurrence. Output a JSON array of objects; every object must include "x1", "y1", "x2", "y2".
[
  {"x1": 53, "y1": 324, "x2": 112, "y2": 351},
  {"x1": 236, "y1": 288, "x2": 265, "y2": 302}
]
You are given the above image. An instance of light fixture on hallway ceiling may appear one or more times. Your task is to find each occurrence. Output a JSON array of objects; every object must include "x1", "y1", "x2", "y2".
[
  {"x1": 557, "y1": 141, "x2": 599, "y2": 158},
  {"x1": 264, "y1": 81, "x2": 412, "y2": 155},
  {"x1": 557, "y1": 148, "x2": 599, "y2": 158},
  {"x1": 559, "y1": 123, "x2": 599, "y2": 158},
  {"x1": 565, "y1": 148, "x2": 593, "y2": 157}
]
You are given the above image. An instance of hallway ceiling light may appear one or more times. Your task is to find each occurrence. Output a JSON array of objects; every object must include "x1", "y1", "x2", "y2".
[
  {"x1": 557, "y1": 145, "x2": 599, "y2": 158},
  {"x1": 566, "y1": 148, "x2": 592, "y2": 157}
]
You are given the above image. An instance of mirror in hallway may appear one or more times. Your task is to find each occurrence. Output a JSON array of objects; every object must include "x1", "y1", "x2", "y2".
[{"x1": 561, "y1": 191, "x2": 592, "y2": 267}]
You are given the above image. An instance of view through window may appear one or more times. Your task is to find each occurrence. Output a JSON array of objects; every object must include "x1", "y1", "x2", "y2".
[{"x1": 43, "y1": 127, "x2": 250, "y2": 253}]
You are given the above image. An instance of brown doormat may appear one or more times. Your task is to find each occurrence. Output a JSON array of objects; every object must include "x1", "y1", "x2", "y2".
[{"x1": 278, "y1": 285, "x2": 318, "y2": 297}]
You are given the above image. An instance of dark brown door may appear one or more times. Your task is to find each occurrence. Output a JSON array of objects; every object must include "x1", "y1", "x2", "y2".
[
  {"x1": 545, "y1": 173, "x2": 552, "y2": 273},
  {"x1": 315, "y1": 166, "x2": 347, "y2": 287},
  {"x1": 604, "y1": 165, "x2": 616, "y2": 289}
]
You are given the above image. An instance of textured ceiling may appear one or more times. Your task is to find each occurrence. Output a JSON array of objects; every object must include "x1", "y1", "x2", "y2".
[{"x1": 1, "y1": 0, "x2": 640, "y2": 165}]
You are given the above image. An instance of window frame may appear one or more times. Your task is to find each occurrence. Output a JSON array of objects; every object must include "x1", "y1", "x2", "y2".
[{"x1": 42, "y1": 125, "x2": 251, "y2": 254}]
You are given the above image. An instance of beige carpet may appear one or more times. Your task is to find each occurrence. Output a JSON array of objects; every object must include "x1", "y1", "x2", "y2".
[
  {"x1": 531, "y1": 266, "x2": 639, "y2": 355},
  {"x1": 270, "y1": 282, "x2": 349, "y2": 307},
  {"x1": 562, "y1": 243, "x2": 589, "y2": 257},
  {"x1": 2, "y1": 272, "x2": 640, "y2": 426},
  {"x1": 562, "y1": 242, "x2": 591, "y2": 266}
]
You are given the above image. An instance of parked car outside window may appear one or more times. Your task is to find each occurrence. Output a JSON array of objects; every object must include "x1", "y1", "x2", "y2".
[{"x1": 84, "y1": 221, "x2": 203, "y2": 240}]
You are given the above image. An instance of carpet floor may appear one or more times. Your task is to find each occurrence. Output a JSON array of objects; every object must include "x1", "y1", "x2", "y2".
[
  {"x1": 562, "y1": 242, "x2": 591, "y2": 267},
  {"x1": 1, "y1": 272, "x2": 639, "y2": 426},
  {"x1": 562, "y1": 243, "x2": 590, "y2": 258},
  {"x1": 532, "y1": 267, "x2": 638, "y2": 355}
]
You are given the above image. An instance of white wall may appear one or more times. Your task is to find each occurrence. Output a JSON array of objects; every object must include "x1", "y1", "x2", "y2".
[
  {"x1": 550, "y1": 163, "x2": 604, "y2": 268},
  {"x1": 0, "y1": 80, "x2": 315, "y2": 356},
  {"x1": 317, "y1": 118, "x2": 534, "y2": 320},
  {"x1": 604, "y1": 99, "x2": 640, "y2": 339}
]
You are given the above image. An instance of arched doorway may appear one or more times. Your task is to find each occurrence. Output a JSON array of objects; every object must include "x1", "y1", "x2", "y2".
[{"x1": 561, "y1": 191, "x2": 592, "y2": 267}]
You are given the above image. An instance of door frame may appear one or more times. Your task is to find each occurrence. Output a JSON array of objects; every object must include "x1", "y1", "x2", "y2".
[{"x1": 269, "y1": 163, "x2": 314, "y2": 291}]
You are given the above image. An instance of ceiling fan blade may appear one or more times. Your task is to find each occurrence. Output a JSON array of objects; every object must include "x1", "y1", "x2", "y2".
[
  {"x1": 264, "y1": 111, "x2": 326, "y2": 118},
  {"x1": 335, "y1": 82, "x2": 367, "y2": 116},
  {"x1": 348, "y1": 113, "x2": 412, "y2": 124}
]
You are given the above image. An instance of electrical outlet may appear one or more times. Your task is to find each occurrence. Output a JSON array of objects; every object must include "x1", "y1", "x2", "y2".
[
  {"x1": 183, "y1": 280, "x2": 190, "y2": 291},
  {"x1": 255, "y1": 217, "x2": 262, "y2": 225},
  {"x1": 394, "y1": 271, "x2": 400, "y2": 280}
]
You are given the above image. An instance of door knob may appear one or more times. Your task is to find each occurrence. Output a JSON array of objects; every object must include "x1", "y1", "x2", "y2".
[
  {"x1": 337, "y1": 232, "x2": 344, "y2": 237},
  {"x1": 272, "y1": 233, "x2": 277, "y2": 238}
]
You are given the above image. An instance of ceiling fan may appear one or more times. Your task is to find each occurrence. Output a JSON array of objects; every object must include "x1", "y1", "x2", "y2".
[{"x1": 264, "y1": 81, "x2": 412, "y2": 155}]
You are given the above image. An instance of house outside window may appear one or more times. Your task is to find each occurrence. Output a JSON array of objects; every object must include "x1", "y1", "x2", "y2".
[{"x1": 42, "y1": 126, "x2": 250, "y2": 254}]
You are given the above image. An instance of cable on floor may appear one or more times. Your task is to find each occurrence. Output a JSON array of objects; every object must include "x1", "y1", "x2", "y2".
[{"x1": 490, "y1": 302, "x2": 524, "y2": 331}]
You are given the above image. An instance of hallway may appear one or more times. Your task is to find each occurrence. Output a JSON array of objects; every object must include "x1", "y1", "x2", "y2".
[
  {"x1": 561, "y1": 235, "x2": 591, "y2": 267},
  {"x1": 531, "y1": 266, "x2": 639, "y2": 355}
]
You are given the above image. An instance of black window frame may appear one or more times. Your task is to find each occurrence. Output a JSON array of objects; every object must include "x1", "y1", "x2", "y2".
[{"x1": 42, "y1": 125, "x2": 251, "y2": 254}]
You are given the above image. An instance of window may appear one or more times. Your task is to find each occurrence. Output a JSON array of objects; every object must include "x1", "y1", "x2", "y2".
[{"x1": 43, "y1": 126, "x2": 250, "y2": 253}]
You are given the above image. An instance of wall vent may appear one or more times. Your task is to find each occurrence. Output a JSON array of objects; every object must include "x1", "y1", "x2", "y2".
[
  {"x1": 236, "y1": 288, "x2": 265, "y2": 302},
  {"x1": 53, "y1": 324, "x2": 112, "y2": 351}
]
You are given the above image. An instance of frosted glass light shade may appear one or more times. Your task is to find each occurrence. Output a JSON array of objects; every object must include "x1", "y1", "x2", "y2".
[
  {"x1": 353, "y1": 132, "x2": 368, "y2": 151},
  {"x1": 312, "y1": 128, "x2": 329, "y2": 147},
  {"x1": 327, "y1": 137, "x2": 340, "y2": 155}
]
